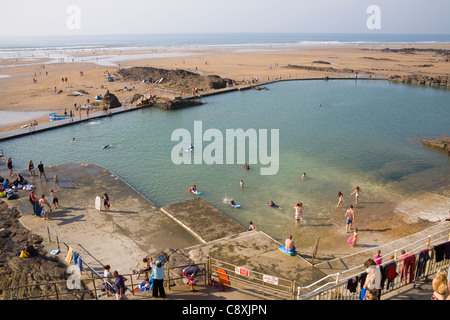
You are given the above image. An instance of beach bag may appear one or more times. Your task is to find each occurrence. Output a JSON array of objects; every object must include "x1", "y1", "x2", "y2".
[{"x1": 7, "y1": 191, "x2": 18, "y2": 200}]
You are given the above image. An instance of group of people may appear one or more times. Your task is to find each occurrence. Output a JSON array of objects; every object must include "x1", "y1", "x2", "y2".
[{"x1": 103, "y1": 257, "x2": 203, "y2": 300}]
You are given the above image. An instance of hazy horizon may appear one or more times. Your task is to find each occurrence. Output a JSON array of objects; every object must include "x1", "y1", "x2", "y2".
[{"x1": 1, "y1": 1, "x2": 449, "y2": 37}]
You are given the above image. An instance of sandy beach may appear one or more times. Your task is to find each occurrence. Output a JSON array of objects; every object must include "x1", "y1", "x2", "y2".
[{"x1": 1, "y1": 44, "x2": 450, "y2": 133}]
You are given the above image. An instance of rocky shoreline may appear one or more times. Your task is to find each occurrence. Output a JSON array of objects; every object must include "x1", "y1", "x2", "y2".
[{"x1": 0, "y1": 200, "x2": 91, "y2": 300}]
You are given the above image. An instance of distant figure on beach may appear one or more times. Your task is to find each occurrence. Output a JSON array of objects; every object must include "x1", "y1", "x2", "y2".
[
  {"x1": 302, "y1": 173, "x2": 307, "y2": 180},
  {"x1": 285, "y1": 235, "x2": 295, "y2": 251},
  {"x1": 350, "y1": 186, "x2": 363, "y2": 204},
  {"x1": 240, "y1": 179, "x2": 245, "y2": 188},
  {"x1": 248, "y1": 221, "x2": 257, "y2": 231},
  {"x1": 345, "y1": 205, "x2": 355, "y2": 233},
  {"x1": 6, "y1": 157, "x2": 13, "y2": 177},
  {"x1": 244, "y1": 163, "x2": 250, "y2": 170},
  {"x1": 28, "y1": 160, "x2": 35, "y2": 177},
  {"x1": 337, "y1": 192, "x2": 344, "y2": 207},
  {"x1": 294, "y1": 202, "x2": 303, "y2": 226},
  {"x1": 102, "y1": 193, "x2": 110, "y2": 211}
]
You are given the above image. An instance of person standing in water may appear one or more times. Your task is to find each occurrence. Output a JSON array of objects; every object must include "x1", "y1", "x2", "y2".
[
  {"x1": 350, "y1": 186, "x2": 363, "y2": 204},
  {"x1": 345, "y1": 205, "x2": 355, "y2": 233},
  {"x1": 337, "y1": 192, "x2": 345, "y2": 207},
  {"x1": 294, "y1": 202, "x2": 303, "y2": 226}
]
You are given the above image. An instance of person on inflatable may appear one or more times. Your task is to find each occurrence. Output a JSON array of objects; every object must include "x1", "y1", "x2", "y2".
[
  {"x1": 189, "y1": 185, "x2": 197, "y2": 193},
  {"x1": 284, "y1": 235, "x2": 296, "y2": 254}
]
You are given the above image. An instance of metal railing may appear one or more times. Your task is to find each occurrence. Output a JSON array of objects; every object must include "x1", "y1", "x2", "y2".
[
  {"x1": 297, "y1": 227, "x2": 450, "y2": 300},
  {"x1": 207, "y1": 256, "x2": 296, "y2": 300}
]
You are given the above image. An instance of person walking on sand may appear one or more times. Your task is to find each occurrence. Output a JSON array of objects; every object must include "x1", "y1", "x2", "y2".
[
  {"x1": 37, "y1": 161, "x2": 47, "y2": 181},
  {"x1": 345, "y1": 205, "x2": 355, "y2": 233},
  {"x1": 337, "y1": 192, "x2": 344, "y2": 207},
  {"x1": 294, "y1": 202, "x2": 303, "y2": 226},
  {"x1": 350, "y1": 186, "x2": 363, "y2": 204}
]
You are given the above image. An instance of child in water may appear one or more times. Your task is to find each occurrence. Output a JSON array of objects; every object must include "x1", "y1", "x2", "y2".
[
  {"x1": 350, "y1": 186, "x2": 363, "y2": 204},
  {"x1": 337, "y1": 192, "x2": 344, "y2": 207}
]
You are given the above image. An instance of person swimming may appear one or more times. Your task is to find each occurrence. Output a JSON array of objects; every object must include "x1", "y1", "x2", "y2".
[{"x1": 267, "y1": 200, "x2": 278, "y2": 208}]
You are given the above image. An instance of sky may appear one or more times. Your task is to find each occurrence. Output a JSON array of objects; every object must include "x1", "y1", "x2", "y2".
[{"x1": 0, "y1": 0, "x2": 449, "y2": 37}]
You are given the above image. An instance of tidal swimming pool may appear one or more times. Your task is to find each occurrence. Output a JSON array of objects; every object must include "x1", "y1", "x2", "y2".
[{"x1": 2, "y1": 79, "x2": 450, "y2": 242}]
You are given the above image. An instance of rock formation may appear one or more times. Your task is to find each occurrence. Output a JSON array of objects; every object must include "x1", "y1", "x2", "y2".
[{"x1": 422, "y1": 137, "x2": 450, "y2": 152}]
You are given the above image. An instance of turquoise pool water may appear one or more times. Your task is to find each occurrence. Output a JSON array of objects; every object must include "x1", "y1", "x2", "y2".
[{"x1": 2, "y1": 79, "x2": 449, "y2": 241}]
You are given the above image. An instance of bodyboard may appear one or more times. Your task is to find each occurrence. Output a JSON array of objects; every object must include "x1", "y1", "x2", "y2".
[
  {"x1": 95, "y1": 196, "x2": 102, "y2": 211},
  {"x1": 278, "y1": 245, "x2": 297, "y2": 256},
  {"x1": 217, "y1": 267, "x2": 230, "y2": 288}
]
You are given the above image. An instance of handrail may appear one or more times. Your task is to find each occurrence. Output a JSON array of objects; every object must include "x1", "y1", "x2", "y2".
[{"x1": 297, "y1": 226, "x2": 450, "y2": 299}]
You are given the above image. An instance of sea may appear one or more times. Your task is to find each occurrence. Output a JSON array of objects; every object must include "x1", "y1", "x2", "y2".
[
  {"x1": 1, "y1": 32, "x2": 450, "y2": 67},
  {"x1": 0, "y1": 33, "x2": 449, "y2": 244}
]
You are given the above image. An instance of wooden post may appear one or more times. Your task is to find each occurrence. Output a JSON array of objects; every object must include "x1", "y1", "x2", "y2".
[
  {"x1": 311, "y1": 237, "x2": 320, "y2": 267},
  {"x1": 167, "y1": 267, "x2": 171, "y2": 290},
  {"x1": 47, "y1": 226, "x2": 52, "y2": 243},
  {"x1": 207, "y1": 255, "x2": 211, "y2": 284},
  {"x1": 56, "y1": 235, "x2": 61, "y2": 251},
  {"x1": 93, "y1": 278, "x2": 98, "y2": 300},
  {"x1": 54, "y1": 283, "x2": 59, "y2": 300},
  {"x1": 426, "y1": 235, "x2": 431, "y2": 250},
  {"x1": 130, "y1": 274, "x2": 135, "y2": 296}
]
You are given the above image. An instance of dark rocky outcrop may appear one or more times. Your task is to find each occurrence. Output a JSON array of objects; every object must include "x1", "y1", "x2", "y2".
[
  {"x1": 118, "y1": 67, "x2": 233, "y2": 92},
  {"x1": 102, "y1": 91, "x2": 122, "y2": 110},
  {"x1": 391, "y1": 74, "x2": 450, "y2": 88},
  {"x1": 285, "y1": 64, "x2": 363, "y2": 75},
  {"x1": 153, "y1": 97, "x2": 204, "y2": 110},
  {"x1": 0, "y1": 201, "x2": 93, "y2": 300}
]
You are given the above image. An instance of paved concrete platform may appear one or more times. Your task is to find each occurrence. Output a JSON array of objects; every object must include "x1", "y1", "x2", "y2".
[{"x1": 161, "y1": 198, "x2": 247, "y2": 243}]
